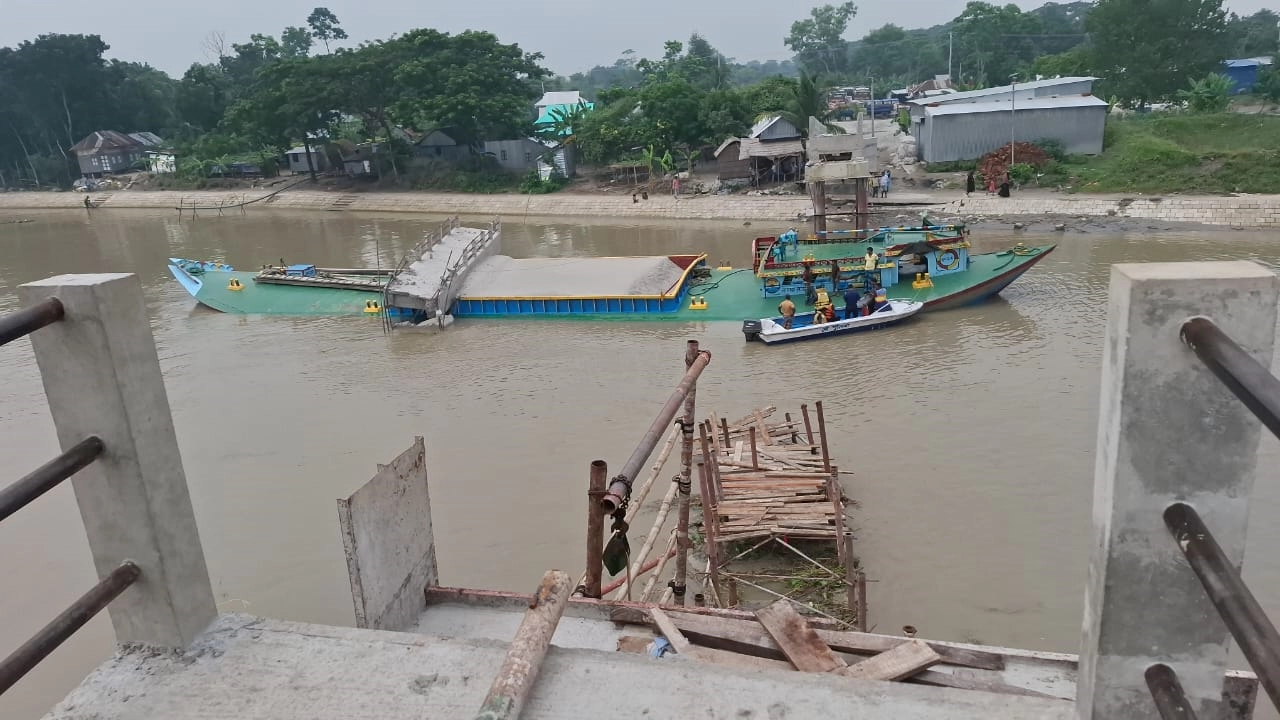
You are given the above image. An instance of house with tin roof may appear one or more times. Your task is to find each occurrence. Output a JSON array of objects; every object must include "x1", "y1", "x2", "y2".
[{"x1": 69, "y1": 131, "x2": 165, "y2": 177}]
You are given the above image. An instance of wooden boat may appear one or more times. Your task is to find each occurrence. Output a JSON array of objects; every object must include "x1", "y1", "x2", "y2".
[{"x1": 742, "y1": 299, "x2": 923, "y2": 344}]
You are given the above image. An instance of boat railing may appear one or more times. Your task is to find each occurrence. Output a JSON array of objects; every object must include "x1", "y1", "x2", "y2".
[
  {"x1": 1079, "y1": 262, "x2": 1277, "y2": 719},
  {"x1": 0, "y1": 274, "x2": 217, "y2": 696}
]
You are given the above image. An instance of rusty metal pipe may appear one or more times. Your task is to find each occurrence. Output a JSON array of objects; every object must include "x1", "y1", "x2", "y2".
[
  {"x1": 601, "y1": 342, "x2": 711, "y2": 514},
  {"x1": 0, "y1": 560, "x2": 139, "y2": 694},
  {"x1": 581, "y1": 460, "x2": 608, "y2": 598},
  {"x1": 0, "y1": 297, "x2": 63, "y2": 348},
  {"x1": 1, "y1": 436, "x2": 104, "y2": 523},
  {"x1": 673, "y1": 341, "x2": 699, "y2": 607}
]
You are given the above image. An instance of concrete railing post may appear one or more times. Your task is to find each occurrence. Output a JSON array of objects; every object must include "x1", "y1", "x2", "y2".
[
  {"x1": 18, "y1": 273, "x2": 216, "y2": 648},
  {"x1": 1077, "y1": 262, "x2": 1278, "y2": 719}
]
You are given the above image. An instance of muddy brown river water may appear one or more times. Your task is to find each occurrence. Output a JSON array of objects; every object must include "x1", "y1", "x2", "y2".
[{"x1": 2, "y1": 208, "x2": 1280, "y2": 718}]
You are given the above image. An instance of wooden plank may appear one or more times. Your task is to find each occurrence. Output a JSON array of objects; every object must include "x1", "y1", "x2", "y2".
[
  {"x1": 664, "y1": 611, "x2": 1005, "y2": 671},
  {"x1": 732, "y1": 441, "x2": 744, "y2": 463},
  {"x1": 753, "y1": 410, "x2": 774, "y2": 445},
  {"x1": 754, "y1": 600, "x2": 846, "y2": 673},
  {"x1": 648, "y1": 608, "x2": 695, "y2": 655},
  {"x1": 841, "y1": 639, "x2": 941, "y2": 681},
  {"x1": 908, "y1": 670, "x2": 1062, "y2": 699},
  {"x1": 649, "y1": 608, "x2": 783, "y2": 671}
]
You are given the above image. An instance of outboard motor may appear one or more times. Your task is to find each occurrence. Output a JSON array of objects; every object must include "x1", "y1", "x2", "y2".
[{"x1": 742, "y1": 319, "x2": 763, "y2": 342}]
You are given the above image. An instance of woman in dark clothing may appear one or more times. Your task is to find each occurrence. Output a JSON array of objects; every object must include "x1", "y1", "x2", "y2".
[{"x1": 965, "y1": 171, "x2": 976, "y2": 196}]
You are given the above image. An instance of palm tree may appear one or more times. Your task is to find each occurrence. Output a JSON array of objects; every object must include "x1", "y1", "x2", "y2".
[{"x1": 762, "y1": 71, "x2": 844, "y2": 138}]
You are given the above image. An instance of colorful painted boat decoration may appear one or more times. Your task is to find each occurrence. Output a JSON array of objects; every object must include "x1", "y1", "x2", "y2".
[{"x1": 743, "y1": 299, "x2": 923, "y2": 344}]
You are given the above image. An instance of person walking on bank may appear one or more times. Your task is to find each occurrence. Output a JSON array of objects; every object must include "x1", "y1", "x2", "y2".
[
  {"x1": 880, "y1": 170, "x2": 891, "y2": 198},
  {"x1": 965, "y1": 171, "x2": 976, "y2": 197},
  {"x1": 778, "y1": 295, "x2": 797, "y2": 329}
]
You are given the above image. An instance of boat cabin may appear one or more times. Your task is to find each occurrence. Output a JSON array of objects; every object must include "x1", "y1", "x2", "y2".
[
  {"x1": 285, "y1": 264, "x2": 319, "y2": 277},
  {"x1": 752, "y1": 226, "x2": 971, "y2": 299}
]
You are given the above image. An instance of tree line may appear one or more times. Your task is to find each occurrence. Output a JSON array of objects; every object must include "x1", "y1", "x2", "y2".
[{"x1": 0, "y1": 1, "x2": 1276, "y2": 189}]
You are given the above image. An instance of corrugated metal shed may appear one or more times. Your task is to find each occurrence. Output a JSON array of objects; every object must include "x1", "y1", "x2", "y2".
[
  {"x1": 69, "y1": 131, "x2": 141, "y2": 155},
  {"x1": 749, "y1": 116, "x2": 802, "y2": 140},
  {"x1": 918, "y1": 96, "x2": 1107, "y2": 163},
  {"x1": 907, "y1": 77, "x2": 1098, "y2": 124}
]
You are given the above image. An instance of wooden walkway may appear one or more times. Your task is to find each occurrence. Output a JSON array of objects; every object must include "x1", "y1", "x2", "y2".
[{"x1": 703, "y1": 405, "x2": 847, "y2": 547}]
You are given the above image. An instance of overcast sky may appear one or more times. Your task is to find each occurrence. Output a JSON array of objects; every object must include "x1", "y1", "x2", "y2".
[{"x1": 4, "y1": 0, "x2": 1274, "y2": 78}]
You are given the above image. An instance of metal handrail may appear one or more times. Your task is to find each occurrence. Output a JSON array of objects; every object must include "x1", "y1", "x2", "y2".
[
  {"x1": 1146, "y1": 663, "x2": 1199, "y2": 720},
  {"x1": 0, "y1": 560, "x2": 140, "y2": 694},
  {"x1": 1181, "y1": 317, "x2": 1280, "y2": 439},
  {"x1": 1164, "y1": 502, "x2": 1280, "y2": 709},
  {"x1": 0, "y1": 298, "x2": 64, "y2": 347},
  {"x1": 0, "y1": 436, "x2": 104, "y2": 522}
]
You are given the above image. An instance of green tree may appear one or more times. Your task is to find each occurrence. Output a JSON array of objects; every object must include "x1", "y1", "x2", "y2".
[
  {"x1": 770, "y1": 70, "x2": 840, "y2": 137},
  {"x1": 1179, "y1": 73, "x2": 1232, "y2": 112},
  {"x1": 1088, "y1": 0, "x2": 1228, "y2": 106},
  {"x1": 392, "y1": 29, "x2": 548, "y2": 148},
  {"x1": 952, "y1": 2, "x2": 1042, "y2": 87},
  {"x1": 1226, "y1": 9, "x2": 1280, "y2": 57},
  {"x1": 785, "y1": 3, "x2": 858, "y2": 75},
  {"x1": 1028, "y1": 45, "x2": 1093, "y2": 78},
  {"x1": 742, "y1": 76, "x2": 799, "y2": 116},
  {"x1": 281, "y1": 26, "x2": 314, "y2": 58},
  {"x1": 307, "y1": 7, "x2": 349, "y2": 53},
  {"x1": 1256, "y1": 67, "x2": 1280, "y2": 107},
  {"x1": 176, "y1": 63, "x2": 233, "y2": 131}
]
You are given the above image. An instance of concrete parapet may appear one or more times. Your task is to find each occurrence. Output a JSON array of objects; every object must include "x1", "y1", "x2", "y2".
[
  {"x1": 18, "y1": 274, "x2": 217, "y2": 649},
  {"x1": 1076, "y1": 262, "x2": 1278, "y2": 719}
]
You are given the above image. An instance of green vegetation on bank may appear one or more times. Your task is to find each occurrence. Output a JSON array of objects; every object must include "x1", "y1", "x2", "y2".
[{"x1": 1039, "y1": 114, "x2": 1280, "y2": 193}]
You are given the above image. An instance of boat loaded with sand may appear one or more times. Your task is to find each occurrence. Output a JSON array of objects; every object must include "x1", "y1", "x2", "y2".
[
  {"x1": 743, "y1": 299, "x2": 924, "y2": 344},
  {"x1": 165, "y1": 217, "x2": 1055, "y2": 324}
]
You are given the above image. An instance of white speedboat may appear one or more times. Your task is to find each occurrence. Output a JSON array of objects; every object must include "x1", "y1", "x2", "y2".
[{"x1": 742, "y1": 299, "x2": 924, "y2": 344}]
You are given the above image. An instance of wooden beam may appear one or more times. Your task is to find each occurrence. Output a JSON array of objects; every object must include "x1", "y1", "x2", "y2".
[
  {"x1": 473, "y1": 570, "x2": 571, "y2": 720},
  {"x1": 662, "y1": 610, "x2": 1005, "y2": 671},
  {"x1": 754, "y1": 600, "x2": 846, "y2": 673},
  {"x1": 843, "y1": 639, "x2": 941, "y2": 681}
]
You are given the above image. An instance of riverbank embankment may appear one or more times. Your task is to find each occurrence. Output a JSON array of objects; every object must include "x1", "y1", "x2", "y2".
[{"x1": 3, "y1": 188, "x2": 1280, "y2": 228}]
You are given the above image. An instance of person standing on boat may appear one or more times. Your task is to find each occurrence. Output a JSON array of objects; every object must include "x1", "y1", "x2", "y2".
[
  {"x1": 871, "y1": 280, "x2": 888, "y2": 312},
  {"x1": 842, "y1": 285, "x2": 861, "y2": 320},
  {"x1": 863, "y1": 247, "x2": 878, "y2": 289},
  {"x1": 779, "y1": 227, "x2": 798, "y2": 257},
  {"x1": 778, "y1": 295, "x2": 797, "y2": 329},
  {"x1": 802, "y1": 259, "x2": 817, "y2": 305}
]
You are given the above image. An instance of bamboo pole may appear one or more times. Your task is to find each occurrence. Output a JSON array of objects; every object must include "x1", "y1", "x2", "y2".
[
  {"x1": 600, "y1": 545, "x2": 675, "y2": 596},
  {"x1": 581, "y1": 460, "x2": 607, "y2": 598},
  {"x1": 602, "y1": 341, "x2": 711, "y2": 514},
  {"x1": 696, "y1": 456, "x2": 722, "y2": 602},
  {"x1": 474, "y1": 570, "x2": 571, "y2": 720},
  {"x1": 641, "y1": 533, "x2": 678, "y2": 602},
  {"x1": 625, "y1": 423, "x2": 681, "y2": 522},
  {"x1": 612, "y1": 478, "x2": 679, "y2": 600},
  {"x1": 801, "y1": 403, "x2": 815, "y2": 445},
  {"x1": 673, "y1": 340, "x2": 699, "y2": 607},
  {"x1": 815, "y1": 400, "x2": 832, "y2": 473}
]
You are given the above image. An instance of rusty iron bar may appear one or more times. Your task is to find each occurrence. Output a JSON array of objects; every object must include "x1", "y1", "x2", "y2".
[
  {"x1": 0, "y1": 560, "x2": 140, "y2": 695},
  {"x1": 748, "y1": 426, "x2": 759, "y2": 469},
  {"x1": 601, "y1": 342, "x2": 711, "y2": 515},
  {"x1": 815, "y1": 401, "x2": 832, "y2": 473},
  {"x1": 1164, "y1": 502, "x2": 1280, "y2": 709},
  {"x1": 0, "y1": 297, "x2": 64, "y2": 348},
  {"x1": 1181, "y1": 317, "x2": 1280, "y2": 440},
  {"x1": 801, "y1": 403, "x2": 815, "y2": 445},
  {"x1": 579, "y1": 460, "x2": 609, "y2": 598},
  {"x1": 474, "y1": 570, "x2": 571, "y2": 720},
  {"x1": 0, "y1": 436, "x2": 104, "y2": 523},
  {"x1": 1145, "y1": 663, "x2": 1200, "y2": 720},
  {"x1": 673, "y1": 340, "x2": 699, "y2": 607}
]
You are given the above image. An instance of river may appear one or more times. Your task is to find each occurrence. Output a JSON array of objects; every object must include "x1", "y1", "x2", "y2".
[{"x1": 2, "y1": 208, "x2": 1279, "y2": 718}]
